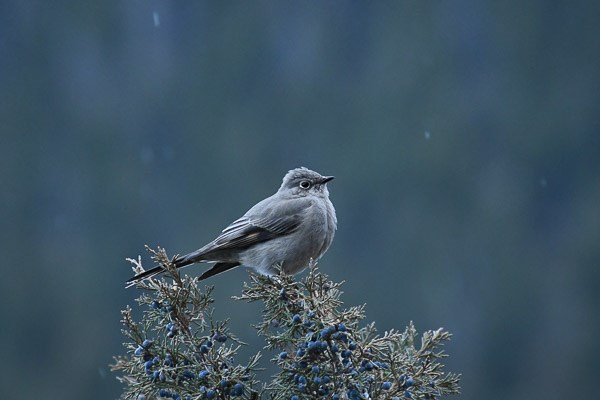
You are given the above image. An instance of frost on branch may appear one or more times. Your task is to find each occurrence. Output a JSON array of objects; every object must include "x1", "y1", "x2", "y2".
[{"x1": 111, "y1": 247, "x2": 460, "y2": 399}]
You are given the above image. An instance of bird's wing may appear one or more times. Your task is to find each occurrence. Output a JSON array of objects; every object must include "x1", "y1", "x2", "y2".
[{"x1": 200, "y1": 197, "x2": 310, "y2": 253}]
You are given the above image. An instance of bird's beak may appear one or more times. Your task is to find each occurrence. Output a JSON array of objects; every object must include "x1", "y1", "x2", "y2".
[{"x1": 321, "y1": 176, "x2": 335, "y2": 184}]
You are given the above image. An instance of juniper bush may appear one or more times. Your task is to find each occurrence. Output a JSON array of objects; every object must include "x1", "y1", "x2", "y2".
[{"x1": 112, "y1": 246, "x2": 460, "y2": 399}]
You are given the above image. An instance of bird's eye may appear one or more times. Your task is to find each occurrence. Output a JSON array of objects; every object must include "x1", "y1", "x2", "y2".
[{"x1": 299, "y1": 180, "x2": 311, "y2": 189}]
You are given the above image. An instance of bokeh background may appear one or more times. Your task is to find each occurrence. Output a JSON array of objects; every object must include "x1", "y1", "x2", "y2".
[{"x1": 1, "y1": 1, "x2": 598, "y2": 399}]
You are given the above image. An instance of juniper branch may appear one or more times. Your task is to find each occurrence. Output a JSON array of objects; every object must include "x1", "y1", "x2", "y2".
[{"x1": 112, "y1": 247, "x2": 460, "y2": 400}]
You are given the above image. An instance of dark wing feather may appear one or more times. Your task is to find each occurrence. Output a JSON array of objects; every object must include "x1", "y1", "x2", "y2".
[
  {"x1": 203, "y1": 214, "x2": 302, "y2": 251},
  {"x1": 198, "y1": 262, "x2": 240, "y2": 280},
  {"x1": 196, "y1": 197, "x2": 311, "y2": 256}
]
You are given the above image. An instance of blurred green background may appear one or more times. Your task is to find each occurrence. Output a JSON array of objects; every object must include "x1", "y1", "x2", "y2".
[{"x1": 1, "y1": 1, "x2": 598, "y2": 399}]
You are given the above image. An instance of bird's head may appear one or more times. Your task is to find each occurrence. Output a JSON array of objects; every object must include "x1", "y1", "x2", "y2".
[{"x1": 279, "y1": 167, "x2": 334, "y2": 198}]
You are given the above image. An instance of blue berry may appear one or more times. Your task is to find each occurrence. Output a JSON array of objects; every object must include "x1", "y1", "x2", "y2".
[
  {"x1": 332, "y1": 395, "x2": 341, "y2": 400},
  {"x1": 405, "y1": 377, "x2": 414, "y2": 387},
  {"x1": 220, "y1": 379, "x2": 229, "y2": 388},
  {"x1": 320, "y1": 326, "x2": 335, "y2": 339},
  {"x1": 151, "y1": 301, "x2": 161, "y2": 309},
  {"x1": 231, "y1": 383, "x2": 244, "y2": 396},
  {"x1": 165, "y1": 322, "x2": 177, "y2": 337},
  {"x1": 296, "y1": 348, "x2": 305, "y2": 357},
  {"x1": 205, "y1": 340, "x2": 213, "y2": 348},
  {"x1": 279, "y1": 351, "x2": 288, "y2": 359},
  {"x1": 213, "y1": 333, "x2": 228, "y2": 343},
  {"x1": 134, "y1": 346, "x2": 144, "y2": 356},
  {"x1": 298, "y1": 383, "x2": 307, "y2": 392},
  {"x1": 311, "y1": 365, "x2": 320, "y2": 374},
  {"x1": 313, "y1": 376, "x2": 322, "y2": 384},
  {"x1": 382, "y1": 381, "x2": 392, "y2": 390},
  {"x1": 142, "y1": 339, "x2": 153, "y2": 348},
  {"x1": 151, "y1": 370, "x2": 160, "y2": 381},
  {"x1": 200, "y1": 345, "x2": 209, "y2": 354},
  {"x1": 158, "y1": 388, "x2": 169, "y2": 397},
  {"x1": 198, "y1": 370, "x2": 210, "y2": 379},
  {"x1": 144, "y1": 360, "x2": 154, "y2": 370},
  {"x1": 348, "y1": 342, "x2": 357, "y2": 350},
  {"x1": 206, "y1": 389, "x2": 216, "y2": 399},
  {"x1": 291, "y1": 396, "x2": 300, "y2": 400},
  {"x1": 308, "y1": 310, "x2": 316, "y2": 318},
  {"x1": 298, "y1": 375, "x2": 307, "y2": 384},
  {"x1": 341, "y1": 350, "x2": 352, "y2": 358},
  {"x1": 337, "y1": 323, "x2": 347, "y2": 332},
  {"x1": 404, "y1": 391, "x2": 412, "y2": 398},
  {"x1": 292, "y1": 314, "x2": 302, "y2": 323},
  {"x1": 307, "y1": 341, "x2": 320, "y2": 352},
  {"x1": 322, "y1": 375, "x2": 331, "y2": 383}
]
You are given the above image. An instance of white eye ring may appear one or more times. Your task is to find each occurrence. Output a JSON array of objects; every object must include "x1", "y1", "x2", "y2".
[{"x1": 299, "y1": 180, "x2": 311, "y2": 189}]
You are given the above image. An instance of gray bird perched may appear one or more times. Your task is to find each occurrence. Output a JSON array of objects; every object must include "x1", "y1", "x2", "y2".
[{"x1": 127, "y1": 167, "x2": 337, "y2": 284}]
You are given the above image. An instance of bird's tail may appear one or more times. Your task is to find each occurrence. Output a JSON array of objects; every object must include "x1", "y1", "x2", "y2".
[
  {"x1": 197, "y1": 262, "x2": 240, "y2": 280},
  {"x1": 125, "y1": 253, "x2": 198, "y2": 286}
]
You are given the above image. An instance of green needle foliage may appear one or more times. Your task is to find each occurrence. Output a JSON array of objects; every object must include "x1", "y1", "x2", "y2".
[{"x1": 112, "y1": 247, "x2": 460, "y2": 400}]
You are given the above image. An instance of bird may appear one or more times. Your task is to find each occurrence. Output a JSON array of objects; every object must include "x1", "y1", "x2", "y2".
[{"x1": 126, "y1": 167, "x2": 337, "y2": 284}]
